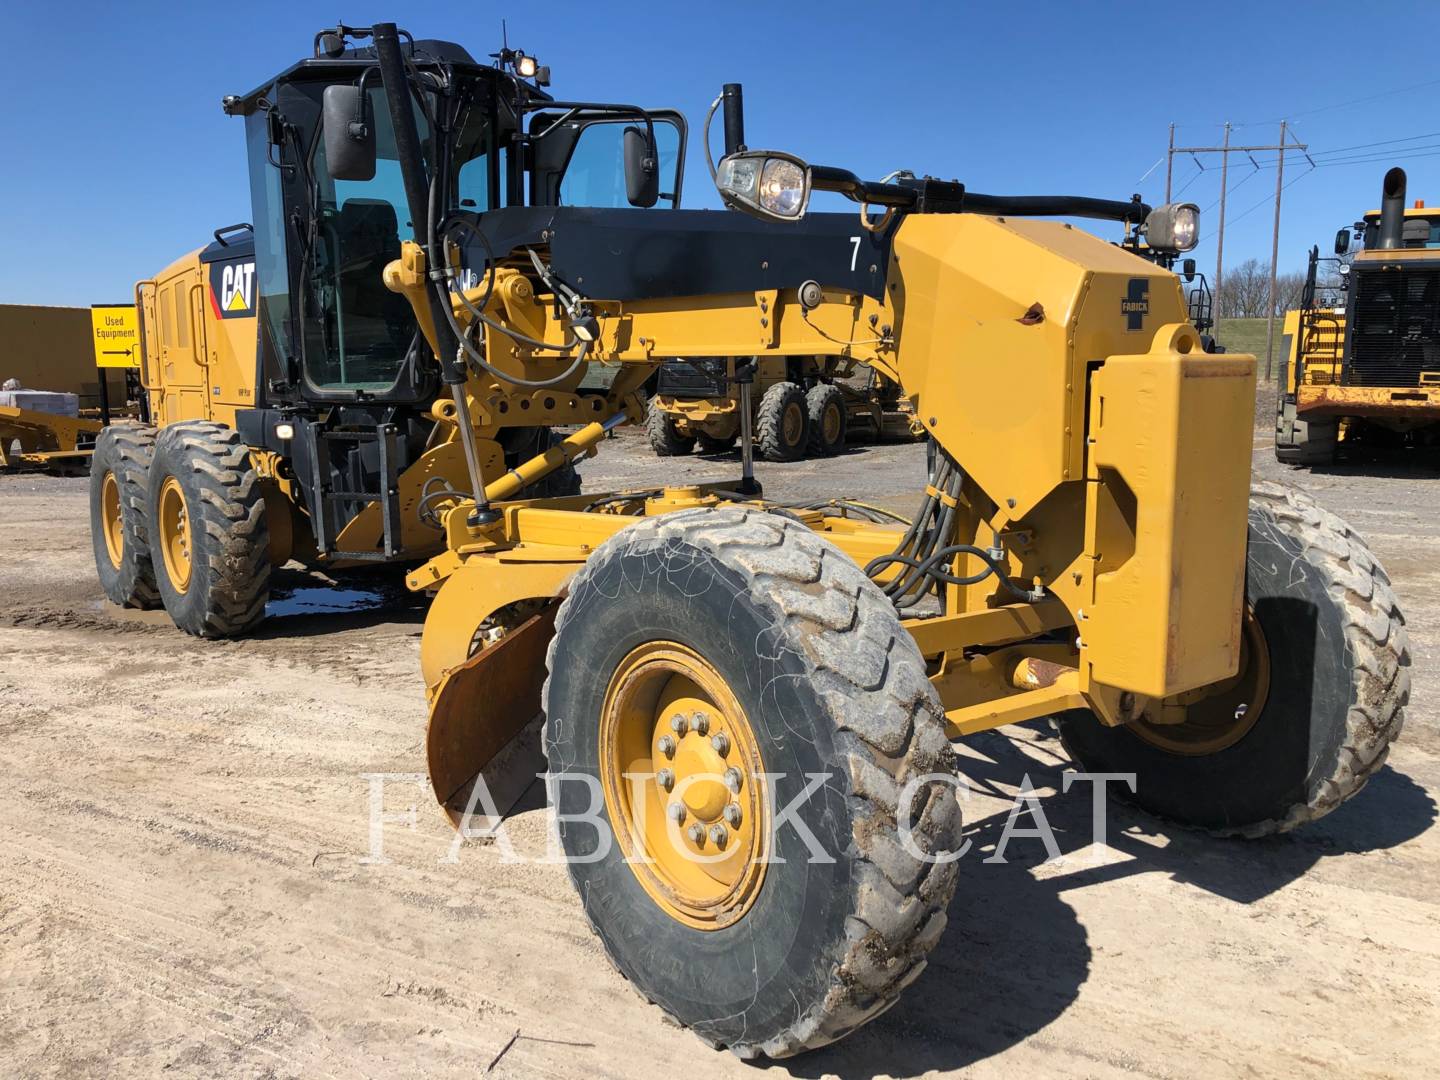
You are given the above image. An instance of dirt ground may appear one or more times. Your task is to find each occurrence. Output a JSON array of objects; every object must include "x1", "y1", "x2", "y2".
[{"x1": 2, "y1": 415, "x2": 1438, "y2": 1080}]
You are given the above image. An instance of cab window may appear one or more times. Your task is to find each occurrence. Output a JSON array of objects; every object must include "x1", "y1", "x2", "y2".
[{"x1": 559, "y1": 119, "x2": 682, "y2": 208}]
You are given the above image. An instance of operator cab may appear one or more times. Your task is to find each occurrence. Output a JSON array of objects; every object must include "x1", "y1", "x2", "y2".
[{"x1": 222, "y1": 31, "x2": 686, "y2": 410}]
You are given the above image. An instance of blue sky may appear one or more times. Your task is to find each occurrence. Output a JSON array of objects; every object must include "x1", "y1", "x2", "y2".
[{"x1": 4, "y1": 0, "x2": 1439, "y2": 305}]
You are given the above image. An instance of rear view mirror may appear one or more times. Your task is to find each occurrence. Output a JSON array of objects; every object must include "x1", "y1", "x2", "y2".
[
  {"x1": 1334, "y1": 227, "x2": 1351, "y2": 255},
  {"x1": 623, "y1": 126, "x2": 659, "y2": 208},
  {"x1": 1181, "y1": 258, "x2": 1196, "y2": 282},
  {"x1": 323, "y1": 84, "x2": 376, "y2": 182}
]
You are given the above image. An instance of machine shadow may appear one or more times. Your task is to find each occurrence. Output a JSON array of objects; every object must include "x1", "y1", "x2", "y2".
[
  {"x1": 786, "y1": 724, "x2": 1435, "y2": 1078},
  {"x1": 248, "y1": 567, "x2": 427, "y2": 639}
]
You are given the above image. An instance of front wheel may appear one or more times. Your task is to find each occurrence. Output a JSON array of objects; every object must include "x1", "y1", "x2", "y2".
[
  {"x1": 1056, "y1": 482, "x2": 1409, "y2": 836},
  {"x1": 543, "y1": 508, "x2": 962, "y2": 1058},
  {"x1": 646, "y1": 405, "x2": 696, "y2": 457}
]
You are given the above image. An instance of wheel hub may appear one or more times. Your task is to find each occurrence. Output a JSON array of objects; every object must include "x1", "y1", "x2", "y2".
[
  {"x1": 157, "y1": 475, "x2": 192, "y2": 593},
  {"x1": 783, "y1": 402, "x2": 804, "y2": 445},
  {"x1": 100, "y1": 470, "x2": 124, "y2": 569},
  {"x1": 599, "y1": 641, "x2": 767, "y2": 930},
  {"x1": 1128, "y1": 607, "x2": 1271, "y2": 755}
]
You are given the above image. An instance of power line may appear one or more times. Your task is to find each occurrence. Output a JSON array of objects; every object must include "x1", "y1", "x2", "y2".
[
  {"x1": 1313, "y1": 146, "x2": 1440, "y2": 168},
  {"x1": 1237, "y1": 76, "x2": 1440, "y2": 126},
  {"x1": 1310, "y1": 130, "x2": 1440, "y2": 157}
]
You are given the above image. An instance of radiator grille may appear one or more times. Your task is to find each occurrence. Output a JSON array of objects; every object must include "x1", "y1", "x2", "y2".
[
  {"x1": 656, "y1": 361, "x2": 728, "y2": 397},
  {"x1": 1347, "y1": 264, "x2": 1440, "y2": 387}
]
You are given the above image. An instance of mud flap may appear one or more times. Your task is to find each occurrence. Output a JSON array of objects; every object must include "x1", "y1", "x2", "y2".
[{"x1": 425, "y1": 604, "x2": 557, "y2": 828}]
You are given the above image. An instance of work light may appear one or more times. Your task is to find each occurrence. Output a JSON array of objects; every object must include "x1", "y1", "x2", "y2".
[
  {"x1": 716, "y1": 150, "x2": 812, "y2": 222},
  {"x1": 1145, "y1": 202, "x2": 1200, "y2": 252}
]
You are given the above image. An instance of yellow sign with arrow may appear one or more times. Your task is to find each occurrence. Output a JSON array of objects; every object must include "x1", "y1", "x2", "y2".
[{"x1": 90, "y1": 304, "x2": 141, "y2": 368}]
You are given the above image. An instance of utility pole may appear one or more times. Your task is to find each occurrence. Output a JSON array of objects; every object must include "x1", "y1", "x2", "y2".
[
  {"x1": 1263, "y1": 120, "x2": 1288, "y2": 380},
  {"x1": 1164, "y1": 125, "x2": 1308, "y2": 372},
  {"x1": 1165, "y1": 123, "x2": 1175, "y2": 202},
  {"x1": 1214, "y1": 122, "x2": 1230, "y2": 336}
]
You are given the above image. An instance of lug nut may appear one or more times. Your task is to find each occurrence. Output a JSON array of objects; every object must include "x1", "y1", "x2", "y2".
[
  {"x1": 657, "y1": 735, "x2": 676, "y2": 757},
  {"x1": 723, "y1": 803, "x2": 742, "y2": 827},
  {"x1": 709, "y1": 824, "x2": 728, "y2": 848},
  {"x1": 667, "y1": 802, "x2": 686, "y2": 825},
  {"x1": 687, "y1": 823, "x2": 705, "y2": 845},
  {"x1": 669, "y1": 713, "x2": 687, "y2": 734},
  {"x1": 688, "y1": 712, "x2": 709, "y2": 736},
  {"x1": 657, "y1": 768, "x2": 675, "y2": 791},
  {"x1": 723, "y1": 767, "x2": 743, "y2": 793},
  {"x1": 710, "y1": 732, "x2": 730, "y2": 756}
]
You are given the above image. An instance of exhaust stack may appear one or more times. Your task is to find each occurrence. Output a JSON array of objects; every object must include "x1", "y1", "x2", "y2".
[{"x1": 1377, "y1": 167, "x2": 1407, "y2": 250}]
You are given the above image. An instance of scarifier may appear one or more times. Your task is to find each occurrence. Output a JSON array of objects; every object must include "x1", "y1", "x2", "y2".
[{"x1": 92, "y1": 24, "x2": 1410, "y2": 1059}]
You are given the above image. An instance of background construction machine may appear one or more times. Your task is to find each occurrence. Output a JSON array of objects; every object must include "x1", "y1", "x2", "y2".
[
  {"x1": 1277, "y1": 166, "x2": 1440, "y2": 465},
  {"x1": 92, "y1": 23, "x2": 1409, "y2": 1061},
  {"x1": 646, "y1": 355, "x2": 919, "y2": 459}
]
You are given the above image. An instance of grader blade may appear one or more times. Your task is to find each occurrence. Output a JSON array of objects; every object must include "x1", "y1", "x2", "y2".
[{"x1": 425, "y1": 604, "x2": 557, "y2": 828}]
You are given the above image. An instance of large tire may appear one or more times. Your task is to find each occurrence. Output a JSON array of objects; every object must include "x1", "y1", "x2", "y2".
[
  {"x1": 755, "y1": 382, "x2": 808, "y2": 462},
  {"x1": 1056, "y1": 482, "x2": 1409, "y2": 837},
  {"x1": 543, "y1": 508, "x2": 962, "y2": 1058},
  {"x1": 806, "y1": 383, "x2": 847, "y2": 457},
  {"x1": 498, "y1": 426, "x2": 581, "y2": 498},
  {"x1": 1275, "y1": 398, "x2": 1338, "y2": 466},
  {"x1": 89, "y1": 422, "x2": 160, "y2": 609},
  {"x1": 147, "y1": 422, "x2": 271, "y2": 638},
  {"x1": 646, "y1": 404, "x2": 696, "y2": 457}
]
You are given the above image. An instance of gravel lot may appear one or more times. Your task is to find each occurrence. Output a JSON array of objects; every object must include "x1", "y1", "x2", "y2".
[{"x1": 1, "y1": 416, "x2": 1437, "y2": 1079}]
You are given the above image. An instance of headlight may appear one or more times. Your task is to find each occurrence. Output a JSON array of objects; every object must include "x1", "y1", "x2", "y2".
[
  {"x1": 716, "y1": 150, "x2": 811, "y2": 222},
  {"x1": 1145, "y1": 201, "x2": 1200, "y2": 252}
]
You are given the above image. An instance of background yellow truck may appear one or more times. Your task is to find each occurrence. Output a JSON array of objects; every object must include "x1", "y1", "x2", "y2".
[
  {"x1": 646, "y1": 355, "x2": 918, "y2": 459},
  {"x1": 1277, "y1": 166, "x2": 1440, "y2": 465}
]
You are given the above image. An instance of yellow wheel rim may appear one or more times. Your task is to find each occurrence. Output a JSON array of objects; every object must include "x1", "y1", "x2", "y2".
[
  {"x1": 782, "y1": 401, "x2": 804, "y2": 446},
  {"x1": 822, "y1": 401, "x2": 843, "y2": 445},
  {"x1": 599, "y1": 641, "x2": 769, "y2": 930},
  {"x1": 157, "y1": 476, "x2": 193, "y2": 594},
  {"x1": 1129, "y1": 608, "x2": 1271, "y2": 756},
  {"x1": 100, "y1": 471, "x2": 124, "y2": 570}
]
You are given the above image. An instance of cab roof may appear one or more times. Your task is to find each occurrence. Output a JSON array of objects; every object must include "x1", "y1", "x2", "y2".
[{"x1": 224, "y1": 38, "x2": 549, "y2": 116}]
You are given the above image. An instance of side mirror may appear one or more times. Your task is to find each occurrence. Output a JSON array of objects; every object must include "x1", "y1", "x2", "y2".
[
  {"x1": 1334, "y1": 227, "x2": 1351, "y2": 255},
  {"x1": 322, "y1": 84, "x2": 376, "y2": 182},
  {"x1": 1181, "y1": 258, "x2": 1196, "y2": 282},
  {"x1": 623, "y1": 126, "x2": 659, "y2": 208}
]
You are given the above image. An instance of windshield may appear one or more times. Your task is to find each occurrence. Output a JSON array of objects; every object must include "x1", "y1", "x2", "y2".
[{"x1": 303, "y1": 84, "x2": 489, "y2": 393}]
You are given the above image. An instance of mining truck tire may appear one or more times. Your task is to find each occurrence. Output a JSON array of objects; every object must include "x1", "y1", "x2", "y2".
[
  {"x1": 1056, "y1": 481, "x2": 1408, "y2": 837},
  {"x1": 90, "y1": 422, "x2": 161, "y2": 609},
  {"x1": 755, "y1": 382, "x2": 808, "y2": 462},
  {"x1": 806, "y1": 383, "x2": 847, "y2": 457},
  {"x1": 543, "y1": 507, "x2": 963, "y2": 1058},
  {"x1": 1274, "y1": 398, "x2": 1338, "y2": 467},
  {"x1": 147, "y1": 421, "x2": 271, "y2": 639}
]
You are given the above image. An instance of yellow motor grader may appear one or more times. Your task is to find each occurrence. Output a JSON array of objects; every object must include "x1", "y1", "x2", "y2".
[{"x1": 91, "y1": 24, "x2": 1410, "y2": 1059}]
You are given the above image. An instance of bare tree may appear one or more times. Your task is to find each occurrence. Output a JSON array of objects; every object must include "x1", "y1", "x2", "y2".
[
  {"x1": 1217, "y1": 258, "x2": 1308, "y2": 318},
  {"x1": 1217, "y1": 258, "x2": 1271, "y2": 318}
]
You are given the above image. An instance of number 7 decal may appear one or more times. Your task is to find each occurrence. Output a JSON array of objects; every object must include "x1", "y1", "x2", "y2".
[{"x1": 849, "y1": 236, "x2": 861, "y2": 272}]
